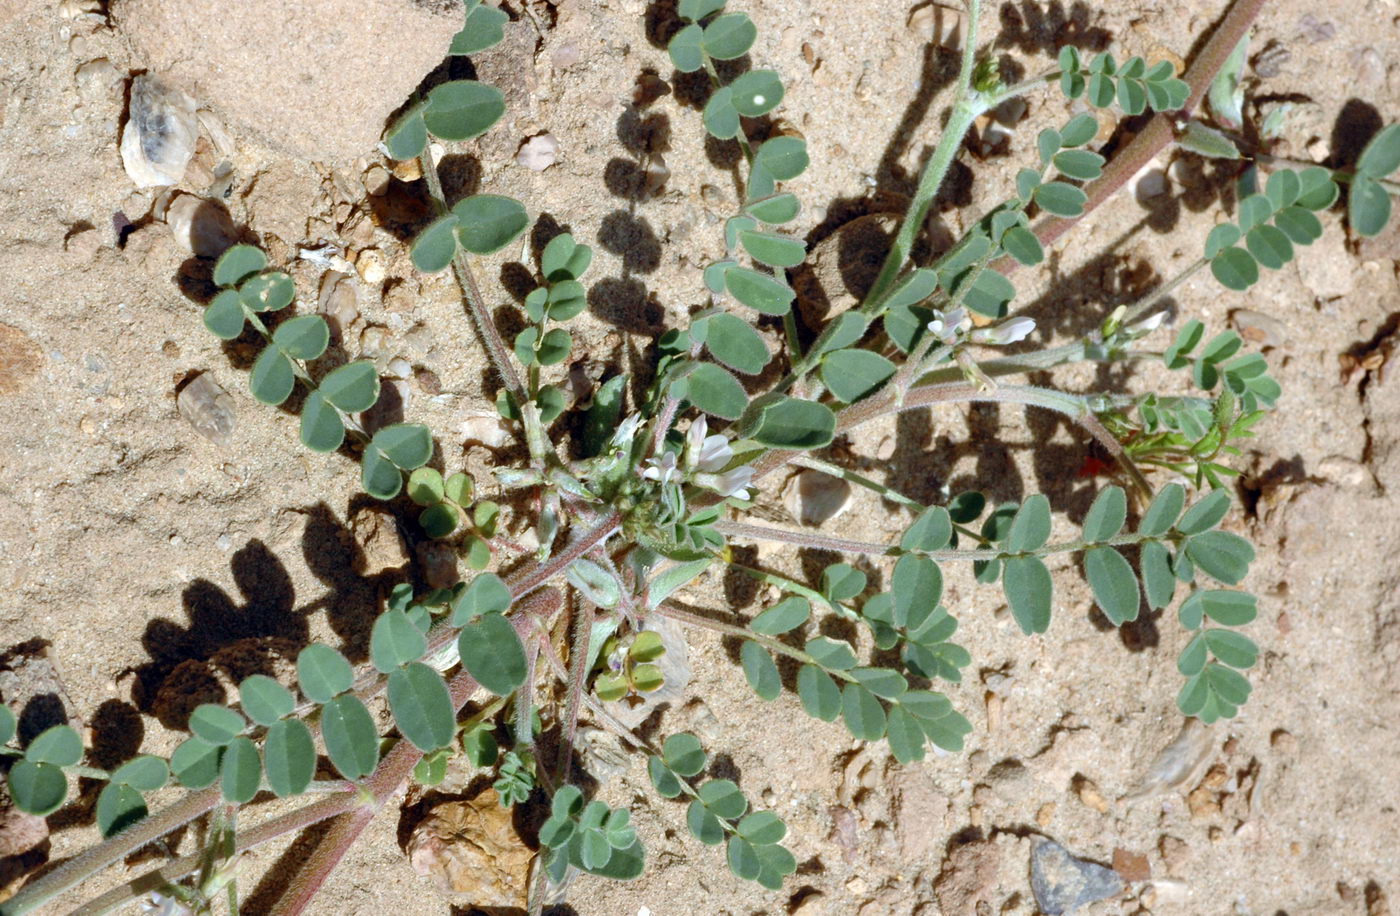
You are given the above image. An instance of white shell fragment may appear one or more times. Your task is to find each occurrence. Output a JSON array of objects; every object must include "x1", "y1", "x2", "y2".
[
  {"x1": 120, "y1": 75, "x2": 198, "y2": 188},
  {"x1": 784, "y1": 469, "x2": 853, "y2": 526},
  {"x1": 1124, "y1": 717, "x2": 1217, "y2": 802},
  {"x1": 176, "y1": 373, "x2": 236, "y2": 446}
]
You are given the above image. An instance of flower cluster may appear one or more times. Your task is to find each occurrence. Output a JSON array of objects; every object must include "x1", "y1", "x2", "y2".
[{"x1": 639, "y1": 415, "x2": 753, "y2": 501}]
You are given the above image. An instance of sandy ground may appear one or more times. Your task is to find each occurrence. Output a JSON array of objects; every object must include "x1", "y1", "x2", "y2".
[{"x1": 1, "y1": 0, "x2": 1399, "y2": 913}]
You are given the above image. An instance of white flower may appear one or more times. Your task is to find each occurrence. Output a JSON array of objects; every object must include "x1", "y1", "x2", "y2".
[
  {"x1": 970, "y1": 316, "x2": 1036, "y2": 345},
  {"x1": 697, "y1": 465, "x2": 754, "y2": 501},
  {"x1": 610, "y1": 412, "x2": 643, "y2": 448},
  {"x1": 927, "y1": 306, "x2": 970, "y2": 344},
  {"x1": 1127, "y1": 310, "x2": 1167, "y2": 335},
  {"x1": 640, "y1": 450, "x2": 680, "y2": 485}
]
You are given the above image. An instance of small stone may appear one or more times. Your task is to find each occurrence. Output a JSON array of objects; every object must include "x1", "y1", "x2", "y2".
[
  {"x1": 349, "y1": 505, "x2": 409, "y2": 575},
  {"x1": 1367, "y1": 883, "x2": 1392, "y2": 916},
  {"x1": 784, "y1": 469, "x2": 852, "y2": 526},
  {"x1": 1124, "y1": 717, "x2": 1216, "y2": 801},
  {"x1": 1130, "y1": 165, "x2": 1170, "y2": 201},
  {"x1": 516, "y1": 133, "x2": 559, "y2": 171},
  {"x1": 407, "y1": 789, "x2": 533, "y2": 906},
  {"x1": 791, "y1": 893, "x2": 827, "y2": 916},
  {"x1": 1356, "y1": 47, "x2": 1385, "y2": 88},
  {"x1": 984, "y1": 691, "x2": 1002, "y2": 731},
  {"x1": 391, "y1": 157, "x2": 422, "y2": 182},
  {"x1": 414, "y1": 367, "x2": 442, "y2": 395},
  {"x1": 318, "y1": 271, "x2": 358, "y2": 343},
  {"x1": 934, "y1": 840, "x2": 1000, "y2": 914},
  {"x1": 1158, "y1": 835, "x2": 1190, "y2": 877},
  {"x1": 1316, "y1": 455, "x2": 1372, "y2": 489},
  {"x1": 416, "y1": 541, "x2": 458, "y2": 590},
  {"x1": 177, "y1": 373, "x2": 236, "y2": 445},
  {"x1": 1296, "y1": 14, "x2": 1336, "y2": 43},
  {"x1": 1230, "y1": 309, "x2": 1287, "y2": 348},
  {"x1": 1074, "y1": 775, "x2": 1110, "y2": 814},
  {"x1": 1036, "y1": 802, "x2": 1056, "y2": 827},
  {"x1": 164, "y1": 193, "x2": 239, "y2": 258},
  {"x1": 75, "y1": 57, "x2": 120, "y2": 92},
  {"x1": 356, "y1": 248, "x2": 386, "y2": 285},
  {"x1": 359, "y1": 325, "x2": 389, "y2": 358},
  {"x1": 0, "y1": 326, "x2": 42, "y2": 397},
  {"x1": 845, "y1": 876, "x2": 869, "y2": 896},
  {"x1": 906, "y1": 3, "x2": 963, "y2": 49},
  {"x1": 1112, "y1": 848, "x2": 1151, "y2": 883},
  {"x1": 1029, "y1": 838, "x2": 1124, "y2": 915},
  {"x1": 1269, "y1": 728, "x2": 1298, "y2": 754},
  {"x1": 550, "y1": 43, "x2": 580, "y2": 70},
  {"x1": 120, "y1": 74, "x2": 198, "y2": 188},
  {"x1": 362, "y1": 163, "x2": 391, "y2": 196},
  {"x1": 1187, "y1": 784, "x2": 1221, "y2": 821}
]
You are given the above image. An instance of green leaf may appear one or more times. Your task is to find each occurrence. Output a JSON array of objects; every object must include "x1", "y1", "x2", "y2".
[
  {"x1": 746, "y1": 395, "x2": 835, "y2": 449},
  {"x1": 754, "y1": 842, "x2": 798, "y2": 889},
  {"x1": 737, "y1": 810, "x2": 786, "y2": 845},
  {"x1": 730, "y1": 70, "x2": 784, "y2": 117},
  {"x1": 754, "y1": 136, "x2": 809, "y2": 180},
  {"x1": 204, "y1": 289, "x2": 246, "y2": 339},
  {"x1": 1053, "y1": 149, "x2": 1104, "y2": 181},
  {"x1": 1006, "y1": 494, "x2": 1051, "y2": 552},
  {"x1": 407, "y1": 467, "x2": 445, "y2": 506},
  {"x1": 702, "y1": 12, "x2": 756, "y2": 59},
  {"x1": 706, "y1": 312, "x2": 770, "y2": 375},
  {"x1": 739, "y1": 229, "x2": 805, "y2": 268},
  {"x1": 239, "y1": 674, "x2": 294, "y2": 727},
  {"x1": 249, "y1": 348, "x2": 295, "y2": 406},
  {"x1": 1178, "y1": 489, "x2": 1231, "y2": 534},
  {"x1": 263, "y1": 719, "x2": 315, "y2": 797},
  {"x1": 453, "y1": 194, "x2": 528, "y2": 255},
  {"x1": 851, "y1": 666, "x2": 908, "y2": 699},
  {"x1": 648, "y1": 756, "x2": 682, "y2": 798},
  {"x1": 299, "y1": 391, "x2": 345, "y2": 453},
  {"x1": 1060, "y1": 112, "x2": 1098, "y2": 147},
  {"x1": 423, "y1": 80, "x2": 505, "y2": 141},
  {"x1": 1178, "y1": 631, "x2": 1208, "y2": 676},
  {"x1": 1139, "y1": 483, "x2": 1185, "y2": 536},
  {"x1": 687, "y1": 800, "x2": 726, "y2": 845},
  {"x1": 1185, "y1": 530, "x2": 1254, "y2": 585},
  {"x1": 749, "y1": 598, "x2": 807, "y2": 638},
  {"x1": 1003, "y1": 556, "x2": 1052, "y2": 634},
  {"x1": 458, "y1": 612, "x2": 528, "y2": 695},
  {"x1": 1084, "y1": 546, "x2": 1140, "y2": 625},
  {"x1": 1265, "y1": 169, "x2": 1302, "y2": 210},
  {"x1": 901, "y1": 506, "x2": 952, "y2": 552},
  {"x1": 1140, "y1": 540, "x2": 1176, "y2": 609},
  {"x1": 541, "y1": 233, "x2": 593, "y2": 281},
  {"x1": 1001, "y1": 225, "x2": 1044, "y2": 266},
  {"x1": 450, "y1": 2, "x2": 508, "y2": 55},
  {"x1": 214, "y1": 245, "x2": 267, "y2": 288},
  {"x1": 645, "y1": 558, "x2": 713, "y2": 609},
  {"x1": 1034, "y1": 181, "x2": 1088, "y2": 217},
  {"x1": 581, "y1": 374, "x2": 626, "y2": 457},
  {"x1": 1016, "y1": 167, "x2": 1041, "y2": 203},
  {"x1": 220, "y1": 736, "x2": 261, "y2": 804},
  {"x1": 679, "y1": 0, "x2": 726, "y2": 21},
  {"x1": 662, "y1": 733, "x2": 707, "y2": 777},
  {"x1": 728, "y1": 836, "x2": 761, "y2": 880},
  {"x1": 1037, "y1": 128, "x2": 1062, "y2": 165},
  {"x1": 682, "y1": 361, "x2": 748, "y2": 420},
  {"x1": 820, "y1": 349, "x2": 894, "y2": 402},
  {"x1": 1245, "y1": 224, "x2": 1293, "y2": 270},
  {"x1": 371, "y1": 423, "x2": 433, "y2": 469},
  {"x1": 297, "y1": 643, "x2": 353, "y2": 704},
  {"x1": 1204, "y1": 224, "x2": 1242, "y2": 260},
  {"x1": 1204, "y1": 628, "x2": 1257, "y2": 669},
  {"x1": 411, "y1": 212, "x2": 461, "y2": 273},
  {"x1": 317, "y1": 361, "x2": 379, "y2": 413},
  {"x1": 745, "y1": 192, "x2": 801, "y2": 224},
  {"x1": 841, "y1": 684, "x2": 887, "y2": 741},
  {"x1": 821, "y1": 563, "x2": 866, "y2": 602},
  {"x1": 724, "y1": 266, "x2": 795, "y2": 315},
  {"x1": 1082, "y1": 485, "x2": 1126, "y2": 541},
  {"x1": 885, "y1": 705, "x2": 927, "y2": 764},
  {"x1": 1180, "y1": 120, "x2": 1242, "y2": 159},
  {"x1": 8, "y1": 760, "x2": 67, "y2": 816},
  {"x1": 188, "y1": 705, "x2": 245, "y2": 747},
  {"x1": 740, "y1": 641, "x2": 781, "y2": 701},
  {"x1": 170, "y1": 737, "x2": 221, "y2": 789},
  {"x1": 461, "y1": 723, "x2": 498, "y2": 768},
  {"x1": 96, "y1": 782, "x2": 147, "y2": 837},
  {"x1": 702, "y1": 87, "x2": 740, "y2": 140},
  {"x1": 370, "y1": 608, "x2": 428, "y2": 673},
  {"x1": 1272, "y1": 206, "x2": 1323, "y2": 245},
  {"x1": 959, "y1": 267, "x2": 1017, "y2": 317},
  {"x1": 1194, "y1": 589, "x2": 1257, "y2": 626},
  {"x1": 321, "y1": 694, "x2": 380, "y2": 781},
  {"x1": 1295, "y1": 166, "x2": 1339, "y2": 210},
  {"x1": 1357, "y1": 124, "x2": 1400, "y2": 177},
  {"x1": 450, "y1": 573, "x2": 512, "y2": 625},
  {"x1": 384, "y1": 107, "x2": 428, "y2": 160},
  {"x1": 546, "y1": 280, "x2": 588, "y2": 320},
  {"x1": 110, "y1": 755, "x2": 168, "y2": 792},
  {"x1": 1349, "y1": 175, "x2": 1392, "y2": 238},
  {"x1": 699, "y1": 779, "x2": 748, "y2": 819},
  {"x1": 805, "y1": 639, "x2": 858, "y2": 676},
  {"x1": 389, "y1": 662, "x2": 456, "y2": 751},
  {"x1": 891, "y1": 554, "x2": 942, "y2": 628},
  {"x1": 668, "y1": 22, "x2": 705, "y2": 72},
  {"x1": 239, "y1": 272, "x2": 295, "y2": 313},
  {"x1": 1211, "y1": 246, "x2": 1259, "y2": 290},
  {"x1": 796, "y1": 664, "x2": 841, "y2": 721},
  {"x1": 536, "y1": 328, "x2": 572, "y2": 366},
  {"x1": 26, "y1": 724, "x2": 82, "y2": 766}
]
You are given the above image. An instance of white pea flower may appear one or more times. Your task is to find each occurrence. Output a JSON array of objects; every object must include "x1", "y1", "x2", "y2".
[
  {"x1": 1127, "y1": 311, "x2": 1168, "y2": 335},
  {"x1": 640, "y1": 450, "x2": 680, "y2": 485},
  {"x1": 970, "y1": 316, "x2": 1036, "y2": 345},
  {"x1": 927, "y1": 306, "x2": 970, "y2": 344},
  {"x1": 696, "y1": 465, "x2": 755, "y2": 501},
  {"x1": 685, "y1": 415, "x2": 736, "y2": 473},
  {"x1": 610, "y1": 412, "x2": 644, "y2": 448}
]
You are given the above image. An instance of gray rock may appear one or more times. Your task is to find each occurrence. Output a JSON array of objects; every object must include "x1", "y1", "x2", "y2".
[
  {"x1": 176, "y1": 372, "x2": 236, "y2": 446},
  {"x1": 1029, "y1": 838, "x2": 1123, "y2": 915}
]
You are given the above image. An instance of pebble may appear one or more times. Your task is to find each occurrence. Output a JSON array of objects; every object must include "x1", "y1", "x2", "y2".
[
  {"x1": 1124, "y1": 717, "x2": 1216, "y2": 800},
  {"x1": 791, "y1": 893, "x2": 827, "y2": 916},
  {"x1": 74, "y1": 57, "x2": 119, "y2": 92},
  {"x1": 784, "y1": 469, "x2": 852, "y2": 526},
  {"x1": 391, "y1": 157, "x2": 423, "y2": 182},
  {"x1": 417, "y1": 541, "x2": 459, "y2": 590},
  {"x1": 318, "y1": 271, "x2": 358, "y2": 341},
  {"x1": 120, "y1": 74, "x2": 198, "y2": 188},
  {"x1": 164, "y1": 193, "x2": 239, "y2": 258},
  {"x1": 1229, "y1": 309, "x2": 1287, "y2": 348},
  {"x1": 176, "y1": 373, "x2": 236, "y2": 445},
  {"x1": 906, "y1": 3, "x2": 963, "y2": 49},
  {"x1": 516, "y1": 133, "x2": 560, "y2": 171},
  {"x1": 406, "y1": 789, "x2": 533, "y2": 906},
  {"x1": 1316, "y1": 455, "x2": 1373, "y2": 489},
  {"x1": 934, "y1": 840, "x2": 1000, "y2": 913},
  {"x1": 1029, "y1": 838, "x2": 1124, "y2": 915},
  {"x1": 1158, "y1": 835, "x2": 1190, "y2": 877},
  {"x1": 1356, "y1": 47, "x2": 1385, "y2": 89},
  {"x1": 1112, "y1": 847, "x2": 1151, "y2": 882},
  {"x1": 459, "y1": 410, "x2": 510, "y2": 449},
  {"x1": 1296, "y1": 13, "x2": 1336, "y2": 43},
  {"x1": 1074, "y1": 775, "x2": 1111, "y2": 813},
  {"x1": 362, "y1": 163, "x2": 391, "y2": 196},
  {"x1": 355, "y1": 248, "x2": 387, "y2": 285},
  {"x1": 349, "y1": 505, "x2": 410, "y2": 575}
]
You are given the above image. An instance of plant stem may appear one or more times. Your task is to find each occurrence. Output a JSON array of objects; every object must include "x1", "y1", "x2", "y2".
[
  {"x1": 1121, "y1": 257, "x2": 1207, "y2": 325},
  {"x1": 418, "y1": 149, "x2": 528, "y2": 406},
  {"x1": 787, "y1": 454, "x2": 925, "y2": 511}
]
